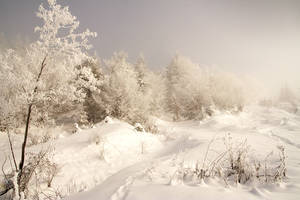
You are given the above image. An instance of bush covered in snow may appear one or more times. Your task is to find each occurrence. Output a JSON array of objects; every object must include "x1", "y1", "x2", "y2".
[{"x1": 170, "y1": 134, "x2": 287, "y2": 186}]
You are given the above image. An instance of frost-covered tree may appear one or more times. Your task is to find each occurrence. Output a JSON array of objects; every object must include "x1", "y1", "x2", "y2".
[
  {"x1": 0, "y1": 0, "x2": 97, "y2": 129},
  {"x1": 75, "y1": 59, "x2": 104, "y2": 123},
  {"x1": 133, "y1": 54, "x2": 164, "y2": 115},
  {"x1": 165, "y1": 54, "x2": 248, "y2": 120},
  {"x1": 134, "y1": 54, "x2": 148, "y2": 93},
  {"x1": 165, "y1": 54, "x2": 212, "y2": 120},
  {"x1": 209, "y1": 69, "x2": 245, "y2": 111},
  {"x1": 147, "y1": 71, "x2": 166, "y2": 117},
  {"x1": 85, "y1": 53, "x2": 165, "y2": 129},
  {"x1": 278, "y1": 85, "x2": 297, "y2": 104},
  {"x1": 0, "y1": 1, "x2": 97, "y2": 194},
  {"x1": 92, "y1": 52, "x2": 151, "y2": 126}
]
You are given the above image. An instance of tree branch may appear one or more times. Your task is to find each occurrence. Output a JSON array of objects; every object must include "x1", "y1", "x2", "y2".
[
  {"x1": 7, "y1": 130, "x2": 18, "y2": 172},
  {"x1": 0, "y1": 156, "x2": 14, "y2": 197}
]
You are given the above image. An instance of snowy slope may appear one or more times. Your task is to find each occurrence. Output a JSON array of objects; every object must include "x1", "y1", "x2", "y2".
[
  {"x1": 1, "y1": 105, "x2": 300, "y2": 200},
  {"x1": 67, "y1": 106, "x2": 300, "y2": 200}
]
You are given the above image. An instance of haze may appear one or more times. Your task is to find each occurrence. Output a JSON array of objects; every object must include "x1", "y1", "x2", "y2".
[{"x1": 1, "y1": 0, "x2": 299, "y2": 93}]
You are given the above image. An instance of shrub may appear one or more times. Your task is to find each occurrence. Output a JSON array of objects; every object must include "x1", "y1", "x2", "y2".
[
  {"x1": 170, "y1": 134, "x2": 287, "y2": 186},
  {"x1": 17, "y1": 148, "x2": 59, "y2": 199}
]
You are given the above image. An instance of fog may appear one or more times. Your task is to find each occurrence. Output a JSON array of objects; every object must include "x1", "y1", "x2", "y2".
[{"x1": 1, "y1": 0, "x2": 299, "y2": 94}]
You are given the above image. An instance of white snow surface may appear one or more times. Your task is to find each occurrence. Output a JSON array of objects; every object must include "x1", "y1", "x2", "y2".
[{"x1": 1, "y1": 105, "x2": 300, "y2": 200}]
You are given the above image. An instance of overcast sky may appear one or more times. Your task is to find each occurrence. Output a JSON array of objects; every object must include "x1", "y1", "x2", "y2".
[{"x1": 0, "y1": 0, "x2": 300, "y2": 92}]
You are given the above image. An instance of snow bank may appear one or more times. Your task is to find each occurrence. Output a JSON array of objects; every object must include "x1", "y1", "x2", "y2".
[
  {"x1": 51, "y1": 119, "x2": 163, "y2": 195},
  {"x1": 68, "y1": 105, "x2": 300, "y2": 200}
]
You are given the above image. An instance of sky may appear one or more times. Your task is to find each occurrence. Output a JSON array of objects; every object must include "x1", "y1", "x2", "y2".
[{"x1": 0, "y1": 0, "x2": 300, "y2": 93}]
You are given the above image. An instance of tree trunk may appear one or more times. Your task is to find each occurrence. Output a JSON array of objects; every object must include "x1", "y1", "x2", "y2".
[
  {"x1": 18, "y1": 104, "x2": 32, "y2": 173},
  {"x1": 18, "y1": 56, "x2": 47, "y2": 195}
]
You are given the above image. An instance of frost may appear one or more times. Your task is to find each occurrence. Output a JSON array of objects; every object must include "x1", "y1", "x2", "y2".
[{"x1": 0, "y1": 0, "x2": 97, "y2": 128}]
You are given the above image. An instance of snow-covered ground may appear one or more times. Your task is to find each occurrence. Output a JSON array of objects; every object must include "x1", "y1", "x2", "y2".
[{"x1": 1, "y1": 105, "x2": 300, "y2": 200}]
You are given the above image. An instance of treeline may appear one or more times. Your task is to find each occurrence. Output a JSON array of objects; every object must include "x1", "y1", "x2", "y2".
[
  {"x1": 80, "y1": 53, "x2": 248, "y2": 127},
  {"x1": 0, "y1": 50, "x2": 250, "y2": 131}
]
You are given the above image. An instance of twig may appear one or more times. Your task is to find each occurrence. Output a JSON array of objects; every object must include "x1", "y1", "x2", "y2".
[
  {"x1": 1, "y1": 156, "x2": 9, "y2": 182},
  {"x1": 8, "y1": 156, "x2": 13, "y2": 172},
  {"x1": 208, "y1": 150, "x2": 229, "y2": 175},
  {"x1": 7, "y1": 130, "x2": 18, "y2": 171},
  {"x1": 0, "y1": 156, "x2": 14, "y2": 197},
  {"x1": 202, "y1": 137, "x2": 215, "y2": 170}
]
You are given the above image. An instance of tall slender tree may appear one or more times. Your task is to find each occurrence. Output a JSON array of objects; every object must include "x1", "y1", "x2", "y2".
[{"x1": 0, "y1": 0, "x2": 97, "y2": 195}]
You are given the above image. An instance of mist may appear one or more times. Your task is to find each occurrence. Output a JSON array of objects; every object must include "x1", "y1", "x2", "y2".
[{"x1": 1, "y1": 0, "x2": 300, "y2": 94}]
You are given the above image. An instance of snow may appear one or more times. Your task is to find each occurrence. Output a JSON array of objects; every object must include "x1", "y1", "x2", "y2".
[{"x1": 1, "y1": 105, "x2": 300, "y2": 200}]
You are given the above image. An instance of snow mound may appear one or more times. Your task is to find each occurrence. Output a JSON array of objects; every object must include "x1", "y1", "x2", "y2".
[
  {"x1": 51, "y1": 119, "x2": 163, "y2": 195},
  {"x1": 90, "y1": 121, "x2": 163, "y2": 163}
]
